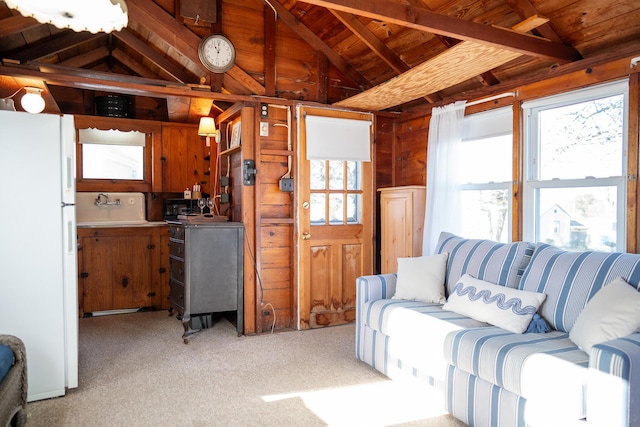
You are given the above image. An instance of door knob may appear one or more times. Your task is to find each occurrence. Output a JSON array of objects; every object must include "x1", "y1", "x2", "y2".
[{"x1": 302, "y1": 232, "x2": 311, "y2": 240}]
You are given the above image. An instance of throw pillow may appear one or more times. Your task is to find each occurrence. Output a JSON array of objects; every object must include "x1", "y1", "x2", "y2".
[
  {"x1": 392, "y1": 253, "x2": 448, "y2": 304},
  {"x1": 443, "y1": 274, "x2": 547, "y2": 333},
  {"x1": 569, "y1": 277, "x2": 640, "y2": 354}
]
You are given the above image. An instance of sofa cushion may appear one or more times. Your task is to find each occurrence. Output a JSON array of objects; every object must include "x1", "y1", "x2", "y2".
[
  {"x1": 443, "y1": 274, "x2": 546, "y2": 333},
  {"x1": 363, "y1": 299, "x2": 486, "y2": 338},
  {"x1": 392, "y1": 253, "x2": 448, "y2": 303},
  {"x1": 435, "y1": 232, "x2": 534, "y2": 295},
  {"x1": 445, "y1": 326, "x2": 590, "y2": 419},
  {"x1": 0, "y1": 344, "x2": 14, "y2": 383},
  {"x1": 519, "y1": 243, "x2": 640, "y2": 332},
  {"x1": 569, "y1": 277, "x2": 640, "y2": 353}
]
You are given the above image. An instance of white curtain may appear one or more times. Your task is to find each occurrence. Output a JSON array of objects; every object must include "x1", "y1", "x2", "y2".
[{"x1": 422, "y1": 101, "x2": 467, "y2": 255}]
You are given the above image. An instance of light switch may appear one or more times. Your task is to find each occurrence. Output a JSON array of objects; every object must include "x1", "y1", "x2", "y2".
[{"x1": 260, "y1": 122, "x2": 269, "y2": 137}]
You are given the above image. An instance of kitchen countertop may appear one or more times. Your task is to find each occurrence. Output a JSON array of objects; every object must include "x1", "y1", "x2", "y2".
[{"x1": 77, "y1": 221, "x2": 168, "y2": 228}]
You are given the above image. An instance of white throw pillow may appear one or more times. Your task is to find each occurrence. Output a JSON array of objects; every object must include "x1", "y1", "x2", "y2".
[
  {"x1": 392, "y1": 253, "x2": 448, "y2": 304},
  {"x1": 569, "y1": 277, "x2": 640, "y2": 354},
  {"x1": 443, "y1": 274, "x2": 547, "y2": 333}
]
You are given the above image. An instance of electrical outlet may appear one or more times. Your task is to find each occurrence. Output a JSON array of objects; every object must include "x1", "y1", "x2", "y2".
[
  {"x1": 220, "y1": 176, "x2": 230, "y2": 186},
  {"x1": 260, "y1": 122, "x2": 269, "y2": 137},
  {"x1": 279, "y1": 178, "x2": 294, "y2": 192},
  {"x1": 220, "y1": 193, "x2": 230, "y2": 203}
]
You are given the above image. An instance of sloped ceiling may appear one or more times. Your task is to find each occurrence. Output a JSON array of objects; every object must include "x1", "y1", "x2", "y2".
[{"x1": 0, "y1": 0, "x2": 639, "y2": 122}]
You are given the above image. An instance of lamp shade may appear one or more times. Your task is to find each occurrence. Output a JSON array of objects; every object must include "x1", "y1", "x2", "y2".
[
  {"x1": 5, "y1": 0, "x2": 128, "y2": 34},
  {"x1": 198, "y1": 117, "x2": 218, "y2": 146},
  {"x1": 21, "y1": 87, "x2": 45, "y2": 114}
]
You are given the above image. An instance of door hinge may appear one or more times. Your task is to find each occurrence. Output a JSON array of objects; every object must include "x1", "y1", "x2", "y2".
[
  {"x1": 80, "y1": 272, "x2": 89, "y2": 278},
  {"x1": 147, "y1": 292, "x2": 156, "y2": 297},
  {"x1": 628, "y1": 174, "x2": 637, "y2": 181},
  {"x1": 147, "y1": 243, "x2": 156, "y2": 250}
]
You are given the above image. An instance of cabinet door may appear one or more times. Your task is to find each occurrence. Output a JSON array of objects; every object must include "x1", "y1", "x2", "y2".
[
  {"x1": 81, "y1": 236, "x2": 114, "y2": 313},
  {"x1": 379, "y1": 187, "x2": 425, "y2": 274},
  {"x1": 81, "y1": 234, "x2": 153, "y2": 313},
  {"x1": 162, "y1": 124, "x2": 207, "y2": 192}
]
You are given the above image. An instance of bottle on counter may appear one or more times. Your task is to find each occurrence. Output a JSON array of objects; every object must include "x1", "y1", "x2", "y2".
[{"x1": 184, "y1": 188, "x2": 192, "y2": 199}]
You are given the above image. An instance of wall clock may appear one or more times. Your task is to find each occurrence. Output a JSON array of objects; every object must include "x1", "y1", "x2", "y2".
[{"x1": 198, "y1": 34, "x2": 235, "y2": 73}]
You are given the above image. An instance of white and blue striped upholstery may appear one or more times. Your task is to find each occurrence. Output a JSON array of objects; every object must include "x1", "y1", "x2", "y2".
[
  {"x1": 435, "y1": 232, "x2": 534, "y2": 294},
  {"x1": 446, "y1": 365, "x2": 527, "y2": 427},
  {"x1": 518, "y1": 243, "x2": 640, "y2": 333},
  {"x1": 589, "y1": 333, "x2": 640, "y2": 426},
  {"x1": 444, "y1": 326, "x2": 589, "y2": 422}
]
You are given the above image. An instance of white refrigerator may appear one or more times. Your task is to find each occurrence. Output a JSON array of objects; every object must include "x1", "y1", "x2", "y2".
[{"x1": 0, "y1": 110, "x2": 78, "y2": 401}]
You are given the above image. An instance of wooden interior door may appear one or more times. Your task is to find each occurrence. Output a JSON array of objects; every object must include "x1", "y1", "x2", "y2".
[{"x1": 298, "y1": 107, "x2": 373, "y2": 329}]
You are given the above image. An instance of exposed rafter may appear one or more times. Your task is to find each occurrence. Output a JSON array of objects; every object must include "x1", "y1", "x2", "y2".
[{"x1": 296, "y1": 0, "x2": 582, "y2": 62}]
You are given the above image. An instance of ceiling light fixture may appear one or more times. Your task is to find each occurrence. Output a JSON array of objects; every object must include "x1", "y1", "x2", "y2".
[
  {"x1": 0, "y1": 87, "x2": 45, "y2": 114},
  {"x1": 4, "y1": 0, "x2": 128, "y2": 34},
  {"x1": 198, "y1": 117, "x2": 218, "y2": 147}
]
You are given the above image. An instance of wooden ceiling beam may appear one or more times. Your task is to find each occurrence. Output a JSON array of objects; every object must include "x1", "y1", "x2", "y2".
[
  {"x1": 112, "y1": 29, "x2": 192, "y2": 84},
  {"x1": 58, "y1": 46, "x2": 110, "y2": 69},
  {"x1": 505, "y1": 0, "x2": 564, "y2": 43},
  {"x1": 5, "y1": 31, "x2": 102, "y2": 63},
  {"x1": 329, "y1": 10, "x2": 408, "y2": 74},
  {"x1": 0, "y1": 63, "x2": 253, "y2": 104},
  {"x1": 0, "y1": 14, "x2": 41, "y2": 38},
  {"x1": 297, "y1": 0, "x2": 582, "y2": 62},
  {"x1": 262, "y1": 0, "x2": 370, "y2": 89},
  {"x1": 110, "y1": 48, "x2": 159, "y2": 80}
]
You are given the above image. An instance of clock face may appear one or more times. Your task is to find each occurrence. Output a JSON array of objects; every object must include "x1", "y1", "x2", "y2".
[{"x1": 199, "y1": 35, "x2": 236, "y2": 73}]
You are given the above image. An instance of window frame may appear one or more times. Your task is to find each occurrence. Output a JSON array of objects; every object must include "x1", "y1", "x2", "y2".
[{"x1": 522, "y1": 79, "x2": 629, "y2": 251}]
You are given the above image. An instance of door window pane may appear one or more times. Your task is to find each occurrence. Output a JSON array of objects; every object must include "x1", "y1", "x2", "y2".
[
  {"x1": 329, "y1": 194, "x2": 343, "y2": 224},
  {"x1": 310, "y1": 194, "x2": 325, "y2": 224},
  {"x1": 310, "y1": 160, "x2": 326, "y2": 190},
  {"x1": 328, "y1": 161, "x2": 344, "y2": 190},
  {"x1": 346, "y1": 194, "x2": 361, "y2": 224},
  {"x1": 346, "y1": 161, "x2": 359, "y2": 190}
]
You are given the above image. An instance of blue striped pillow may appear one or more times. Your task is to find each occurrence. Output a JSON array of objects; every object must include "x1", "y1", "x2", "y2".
[
  {"x1": 435, "y1": 232, "x2": 534, "y2": 295},
  {"x1": 519, "y1": 243, "x2": 640, "y2": 332}
]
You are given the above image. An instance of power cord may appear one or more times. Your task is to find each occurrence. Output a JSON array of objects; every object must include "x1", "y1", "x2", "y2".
[{"x1": 243, "y1": 228, "x2": 276, "y2": 333}]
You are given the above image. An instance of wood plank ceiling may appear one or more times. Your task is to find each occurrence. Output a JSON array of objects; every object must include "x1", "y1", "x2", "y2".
[{"x1": 0, "y1": 0, "x2": 639, "y2": 122}]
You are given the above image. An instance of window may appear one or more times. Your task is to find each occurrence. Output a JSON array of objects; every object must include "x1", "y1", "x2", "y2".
[
  {"x1": 78, "y1": 128, "x2": 146, "y2": 181},
  {"x1": 523, "y1": 80, "x2": 628, "y2": 251},
  {"x1": 458, "y1": 107, "x2": 513, "y2": 242},
  {"x1": 310, "y1": 160, "x2": 362, "y2": 225}
]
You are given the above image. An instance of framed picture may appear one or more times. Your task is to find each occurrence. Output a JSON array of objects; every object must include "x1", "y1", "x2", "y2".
[{"x1": 230, "y1": 121, "x2": 241, "y2": 148}]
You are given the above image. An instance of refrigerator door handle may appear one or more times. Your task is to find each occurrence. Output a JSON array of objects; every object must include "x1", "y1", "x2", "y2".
[{"x1": 61, "y1": 202, "x2": 75, "y2": 208}]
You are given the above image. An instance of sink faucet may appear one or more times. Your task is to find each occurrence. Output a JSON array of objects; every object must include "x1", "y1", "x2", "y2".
[
  {"x1": 95, "y1": 193, "x2": 109, "y2": 206},
  {"x1": 95, "y1": 193, "x2": 121, "y2": 206}
]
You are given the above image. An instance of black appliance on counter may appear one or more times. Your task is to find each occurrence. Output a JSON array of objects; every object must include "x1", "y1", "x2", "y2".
[{"x1": 162, "y1": 198, "x2": 200, "y2": 220}]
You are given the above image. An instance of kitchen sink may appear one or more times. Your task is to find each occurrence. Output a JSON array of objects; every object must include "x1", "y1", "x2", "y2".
[{"x1": 76, "y1": 192, "x2": 147, "y2": 225}]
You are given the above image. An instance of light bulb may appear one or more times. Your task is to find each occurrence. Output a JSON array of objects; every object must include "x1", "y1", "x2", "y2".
[{"x1": 21, "y1": 88, "x2": 45, "y2": 114}]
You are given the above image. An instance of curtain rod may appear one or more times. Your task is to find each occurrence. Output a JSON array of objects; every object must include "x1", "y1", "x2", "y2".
[{"x1": 466, "y1": 91, "x2": 517, "y2": 107}]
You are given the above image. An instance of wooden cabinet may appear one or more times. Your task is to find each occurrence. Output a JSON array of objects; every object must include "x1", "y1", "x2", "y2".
[
  {"x1": 161, "y1": 123, "x2": 209, "y2": 193},
  {"x1": 379, "y1": 186, "x2": 426, "y2": 274},
  {"x1": 168, "y1": 222, "x2": 244, "y2": 342},
  {"x1": 78, "y1": 225, "x2": 168, "y2": 316}
]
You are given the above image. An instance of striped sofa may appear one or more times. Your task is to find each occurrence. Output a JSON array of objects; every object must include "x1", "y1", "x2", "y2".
[{"x1": 356, "y1": 232, "x2": 640, "y2": 426}]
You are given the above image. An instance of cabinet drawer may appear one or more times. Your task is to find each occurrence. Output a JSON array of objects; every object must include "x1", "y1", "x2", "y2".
[
  {"x1": 168, "y1": 226, "x2": 185, "y2": 240},
  {"x1": 169, "y1": 257, "x2": 185, "y2": 283},
  {"x1": 169, "y1": 240, "x2": 185, "y2": 258},
  {"x1": 168, "y1": 279, "x2": 185, "y2": 312}
]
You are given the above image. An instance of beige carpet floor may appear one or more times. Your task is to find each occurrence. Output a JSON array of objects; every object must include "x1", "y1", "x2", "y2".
[{"x1": 26, "y1": 311, "x2": 466, "y2": 427}]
